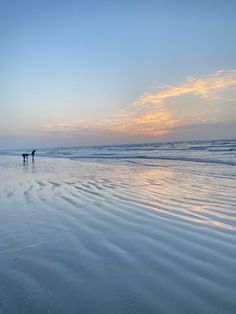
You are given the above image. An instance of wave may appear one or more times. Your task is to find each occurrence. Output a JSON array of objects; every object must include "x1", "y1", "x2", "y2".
[
  {"x1": 1, "y1": 139, "x2": 236, "y2": 167},
  {"x1": 67, "y1": 155, "x2": 236, "y2": 167}
]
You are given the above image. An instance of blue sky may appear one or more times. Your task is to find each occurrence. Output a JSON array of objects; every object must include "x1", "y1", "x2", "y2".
[{"x1": 0, "y1": 0, "x2": 236, "y2": 148}]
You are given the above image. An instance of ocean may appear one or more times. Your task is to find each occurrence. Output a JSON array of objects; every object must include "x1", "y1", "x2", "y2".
[{"x1": 2, "y1": 138, "x2": 236, "y2": 165}]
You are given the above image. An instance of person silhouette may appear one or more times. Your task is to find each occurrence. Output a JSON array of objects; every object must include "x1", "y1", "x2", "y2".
[
  {"x1": 31, "y1": 150, "x2": 36, "y2": 161},
  {"x1": 22, "y1": 153, "x2": 29, "y2": 162}
]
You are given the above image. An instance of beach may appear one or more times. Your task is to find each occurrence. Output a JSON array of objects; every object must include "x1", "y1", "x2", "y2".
[{"x1": 0, "y1": 142, "x2": 236, "y2": 314}]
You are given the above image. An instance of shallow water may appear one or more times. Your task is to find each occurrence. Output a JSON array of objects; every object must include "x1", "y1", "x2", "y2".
[
  {"x1": 2, "y1": 139, "x2": 236, "y2": 166},
  {"x1": 0, "y1": 155, "x2": 236, "y2": 314}
]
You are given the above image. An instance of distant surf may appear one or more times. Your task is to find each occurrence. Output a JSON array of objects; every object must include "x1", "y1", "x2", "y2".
[{"x1": 1, "y1": 139, "x2": 236, "y2": 167}]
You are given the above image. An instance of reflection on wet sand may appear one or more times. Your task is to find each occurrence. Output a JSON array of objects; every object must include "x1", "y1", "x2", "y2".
[{"x1": 0, "y1": 155, "x2": 235, "y2": 314}]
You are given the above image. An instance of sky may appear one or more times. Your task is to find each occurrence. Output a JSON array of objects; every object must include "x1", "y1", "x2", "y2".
[{"x1": 0, "y1": 0, "x2": 236, "y2": 148}]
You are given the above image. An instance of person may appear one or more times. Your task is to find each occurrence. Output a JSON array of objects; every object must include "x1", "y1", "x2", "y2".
[
  {"x1": 31, "y1": 149, "x2": 36, "y2": 161},
  {"x1": 22, "y1": 153, "x2": 29, "y2": 162}
]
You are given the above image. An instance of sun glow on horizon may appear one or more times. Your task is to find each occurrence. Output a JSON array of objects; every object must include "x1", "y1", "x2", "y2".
[{"x1": 44, "y1": 70, "x2": 236, "y2": 138}]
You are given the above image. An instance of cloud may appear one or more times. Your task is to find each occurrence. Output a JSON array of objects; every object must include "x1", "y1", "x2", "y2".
[
  {"x1": 45, "y1": 114, "x2": 172, "y2": 137},
  {"x1": 136, "y1": 70, "x2": 236, "y2": 107},
  {"x1": 45, "y1": 70, "x2": 236, "y2": 138}
]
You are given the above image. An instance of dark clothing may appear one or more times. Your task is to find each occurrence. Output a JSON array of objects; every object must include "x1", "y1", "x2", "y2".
[{"x1": 22, "y1": 154, "x2": 29, "y2": 161}]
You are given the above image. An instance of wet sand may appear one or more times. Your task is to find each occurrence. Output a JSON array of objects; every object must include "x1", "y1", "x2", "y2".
[{"x1": 0, "y1": 156, "x2": 236, "y2": 314}]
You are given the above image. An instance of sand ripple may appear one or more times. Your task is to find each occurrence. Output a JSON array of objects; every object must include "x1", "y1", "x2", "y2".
[{"x1": 0, "y1": 156, "x2": 236, "y2": 314}]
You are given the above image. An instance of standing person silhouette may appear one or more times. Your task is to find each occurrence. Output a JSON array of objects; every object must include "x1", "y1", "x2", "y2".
[{"x1": 31, "y1": 150, "x2": 36, "y2": 161}]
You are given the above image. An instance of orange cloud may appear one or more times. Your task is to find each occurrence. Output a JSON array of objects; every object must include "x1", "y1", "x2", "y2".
[
  {"x1": 45, "y1": 70, "x2": 236, "y2": 138},
  {"x1": 133, "y1": 112, "x2": 178, "y2": 125},
  {"x1": 136, "y1": 70, "x2": 236, "y2": 107},
  {"x1": 46, "y1": 112, "x2": 174, "y2": 137}
]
